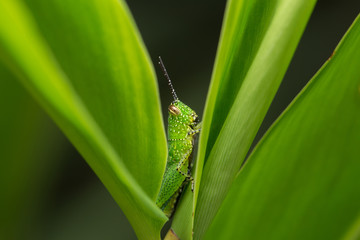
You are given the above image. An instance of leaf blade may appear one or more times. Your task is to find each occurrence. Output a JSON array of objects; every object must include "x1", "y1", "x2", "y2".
[
  {"x1": 171, "y1": 0, "x2": 317, "y2": 238},
  {"x1": 205, "y1": 14, "x2": 360, "y2": 240},
  {"x1": 22, "y1": 0, "x2": 167, "y2": 200},
  {"x1": 189, "y1": 0, "x2": 316, "y2": 238},
  {"x1": 0, "y1": 0, "x2": 167, "y2": 239}
]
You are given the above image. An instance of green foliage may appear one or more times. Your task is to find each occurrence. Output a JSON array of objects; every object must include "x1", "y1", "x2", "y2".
[
  {"x1": 173, "y1": 0, "x2": 317, "y2": 238},
  {"x1": 205, "y1": 14, "x2": 360, "y2": 240},
  {"x1": 0, "y1": 0, "x2": 166, "y2": 239},
  {"x1": 0, "y1": 0, "x2": 359, "y2": 240}
]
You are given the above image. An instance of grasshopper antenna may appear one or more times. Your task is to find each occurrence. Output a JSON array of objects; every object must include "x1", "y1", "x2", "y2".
[{"x1": 158, "y1": 56, "x2": 178, "y2": 101}]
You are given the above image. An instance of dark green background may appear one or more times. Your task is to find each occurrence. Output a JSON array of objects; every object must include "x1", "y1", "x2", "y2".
[{"x1": 1, "y1": 1, "x2": 359, "y2": 239}]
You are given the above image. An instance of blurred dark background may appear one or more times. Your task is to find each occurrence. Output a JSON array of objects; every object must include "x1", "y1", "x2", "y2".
[{"x1": 0, "y1": 1, "x2": 359, "y2": 239}]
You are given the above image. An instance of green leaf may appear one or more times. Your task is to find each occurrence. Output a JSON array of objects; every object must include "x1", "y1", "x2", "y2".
[
  {"x1": 0, "y1": 0, "x2": 167, "y2": 239},
  {"x1": 205, "y1": 14, "x2": 360, "y2": 240},
  {"x1": 172, "y1": 0, "x2": 316, "y2": 239}
]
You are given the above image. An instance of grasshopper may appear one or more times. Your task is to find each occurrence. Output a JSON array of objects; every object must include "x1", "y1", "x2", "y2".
[{"x1": 156, "y1": 56, "x2": 201, "y2": 218}]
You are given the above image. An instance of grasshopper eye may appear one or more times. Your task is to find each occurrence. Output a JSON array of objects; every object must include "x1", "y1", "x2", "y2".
[{"x1": 169, "y1": 104, "x2": 181, "y2": 116}]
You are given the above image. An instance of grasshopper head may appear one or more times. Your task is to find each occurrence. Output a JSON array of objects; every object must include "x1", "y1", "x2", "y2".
[
  {"x1": 158, "y1": 56, "x2": 200, "y2": 138},
  {"x1": 168, "y1": 100, "x2": 199, "y2": 134}
]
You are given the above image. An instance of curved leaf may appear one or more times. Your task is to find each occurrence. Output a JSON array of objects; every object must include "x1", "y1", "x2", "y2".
[
  {"x1": 172, "y1": 0, "x2": 316, "y2": 239},
  {"x1": 0, "y1": 0, "x2": 167, "y2": 239},
  {"x1": 205, "y1": 14, "x2": 360, "y2": 240},
  {"x1": 21, "y1": 0, "x2": 167, "y2": 200}
]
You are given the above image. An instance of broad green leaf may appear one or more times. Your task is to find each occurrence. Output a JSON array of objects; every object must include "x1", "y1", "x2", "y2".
[
  {"x1": 172, "y1": 0, "x2": 316, "y2": 239},
  {"x1": 205, "y1": 14, "x2": 360, "y2": 240},
  {"x1": 21, "y1": 0, "x2": 167, "y2": 201},
  {"x1": 0, "y1": 1, "x2": 167, "y2": 239}
]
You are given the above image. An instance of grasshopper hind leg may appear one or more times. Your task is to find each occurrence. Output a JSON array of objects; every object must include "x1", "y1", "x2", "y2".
[{"x1": 161, "y1": 186, "x2": 184, "y2": 218}]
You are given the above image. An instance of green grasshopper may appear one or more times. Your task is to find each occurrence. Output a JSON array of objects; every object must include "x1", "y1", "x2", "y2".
[{"x1": 156, "y1": 56, "x2": 201, "y2": 218}]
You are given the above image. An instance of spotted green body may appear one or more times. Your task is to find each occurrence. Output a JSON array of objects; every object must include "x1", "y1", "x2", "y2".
[{"x1": 156, "y1": 57, "x2": 201, "y2": 217}]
